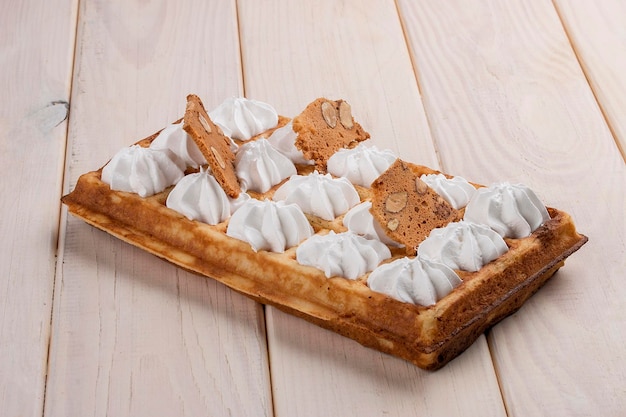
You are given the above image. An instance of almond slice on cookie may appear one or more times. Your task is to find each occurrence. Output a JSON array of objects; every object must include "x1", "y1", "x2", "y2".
[
  {"x1": 293, "y1": 98, "x2": 370, "y2": 171},
  {"x1": 370, "y1": 159, "x2": 461, "y2": 254},
  {"x1": 183, "y1": 94, "x2": 241, "y2": 198}
]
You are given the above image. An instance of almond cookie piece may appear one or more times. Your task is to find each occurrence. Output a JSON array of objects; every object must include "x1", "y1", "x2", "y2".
[
  {"x1": 370, "y1": 159, "x2": 461, "y2": 255},
  {"x1": 293, "y1": 98, "x2": 370, "y2": 171},
  {"x1": 183, "y1": 94, "x2": 241, "y2": 197}
]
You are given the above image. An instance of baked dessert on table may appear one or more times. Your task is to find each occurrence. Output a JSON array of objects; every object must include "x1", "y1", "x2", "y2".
[{"x1": 62, "y1": 94, "x2": 587, "y2": 370}]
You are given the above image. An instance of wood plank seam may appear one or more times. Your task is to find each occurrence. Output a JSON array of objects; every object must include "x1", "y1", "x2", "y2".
[
  {"x1": 392, "y1": 0, "x2": 447, "y2": 172},
  {"x1": 551, "y1": 0, "x2": 626, "y2": 163},
  {"x1": 487, "y1": 329, "x2": 512, "y2": 417},
  {"x1": 234, "y1": 0, "x2": 248, "y2": 98},
  {"x1": 233, "y1": 1, "x2": 279, "y2": 411},
  {"x1": 42, "y1": 1, "x2": 89, "y2": 415}
]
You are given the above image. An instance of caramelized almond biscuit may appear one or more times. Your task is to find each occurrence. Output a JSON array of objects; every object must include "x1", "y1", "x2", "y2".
[
  {"x1": 183, "y1": 94, "x2": 241, "y2": 197},
  {"x1": 370, "y1": 159, "x2": 461, "y2": 255},
  {"x1": 293, "y1": 98, "x2": 370, "y2": 171}
]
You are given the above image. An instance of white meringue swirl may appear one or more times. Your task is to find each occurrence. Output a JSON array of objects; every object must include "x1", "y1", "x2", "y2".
[
  {"x1": 367, "y1": 257, "x2": 462, "y2": 306},
  {"x1": 272, "y1": 171, "x2": 360, "y2": 221},
  {"x1": 226, "y1": 199, "x2": 313, "y2": 253},
  {"x1": 464, "y1": 182, "x2": 550, "y2": 238},
  {"x1": 266, "y1": 121, "x2": 314, "y2": 165},
  {"x1": 101, "y1": 145, "x2": 185, "y2": 197},
  {"x1": 149, "y1": 122, "x2": 207, "y2": 168},
  {"x1": 296, "y1": 231, "x2": 391, "y2": 279},
  {"x1": 417, "y1": 220, "x2": 508, "y2": 272},
  {"x1": 235, "y1": 138, "x2": 297, "y2": 193},
  {"x1": 420, "y1": 173, "x2": 476, "y2": 210},
  {"x1": 166, "y1": 168, "x2": 249, "y2": 225},
  {"x1": 209, "y1": 97, "x2": 278, "y2": 140},
  {"x1": 342, "y1": 201, "x2": 402, "y2": 247},
  {"x1": 326, "y1": 142, "x2": 397, "y2": 187}
]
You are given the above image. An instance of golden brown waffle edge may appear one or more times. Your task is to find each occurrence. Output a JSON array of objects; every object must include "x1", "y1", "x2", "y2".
[{"x1": 62, "y1": 125, "x2": 587, "y2": 370}]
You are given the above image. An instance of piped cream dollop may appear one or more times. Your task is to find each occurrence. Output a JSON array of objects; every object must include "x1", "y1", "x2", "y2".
[
  {"x1": 420, "y1": 173, "x2": 476, "y2": 210},
  {"x1": 266, "y1": 121, "x2": 313, "y2": 165},
  {"x1": 209, "y1": 97, "x2": 278, "y2": 140},
  {"x1": 166, "y1": 167, "x2": 249, "y2": 225},
  {"x1": 342, "y1": 201, "x2": 402, "y2": 247},
  {"x1": 149, "y1": 122, "x2": 207, "y2": 168},
  {"x1": 235, "y1": 138, "x2": 297, "y2": 193},
  {"x1": 367, "y1": 257, "x2": 462, "y2": 306},
  {"x1": 272, "y1": 171, "x2": 360, "y2": 221},
  {"x1": 101, "y1": 145, "x2": 185, "y2": 197},
  {"x1": 417, "y1": 221, "x2": 508, "y2": 272},
  {"x1": 226, "y1": 199, "x2": 313, "y2": 253},
  {"x1": 326, "y1": 142, "x2": 397, "y2": 187},
  {"x1": 296, "y1": 231, "x2": 391, "y2": 279},
  {"x1": 464, "y1": 182, "x2": 550, "y2": 238}
]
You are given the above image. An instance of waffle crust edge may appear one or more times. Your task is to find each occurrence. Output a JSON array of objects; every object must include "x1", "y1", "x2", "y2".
[{"x1": 62, "y1": 137, "x2": 587, "y2": 370}]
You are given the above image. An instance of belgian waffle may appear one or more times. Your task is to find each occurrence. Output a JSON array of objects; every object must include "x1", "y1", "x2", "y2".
[{"x1": 62, "y1": 98, "x2": 587, "y2": 370}]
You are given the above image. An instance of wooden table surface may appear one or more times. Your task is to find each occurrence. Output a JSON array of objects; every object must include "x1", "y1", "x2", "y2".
[{"x1": 2, "y1": 0, "x2": 625, "y2": 416}]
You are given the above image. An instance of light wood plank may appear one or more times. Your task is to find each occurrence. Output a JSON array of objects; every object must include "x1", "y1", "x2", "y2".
[
  {"x1": 397, "y1": 0, "x2": 626, "y2": 415},
  {"x1": 47, "y1": 1, "x2": 271, "y2": 416},
  {"x1": 0, "y1": 1, "x2": 77, "y2": 416},
  {"x1": 266, "y1": 309, "x2": 506, "y2": 416},
  {"x1": 554, "y1": 0, "x2": 626, "y2": 160},
  {"x1": 238, "y1": 0, "x2": 508, "y2": 415}
]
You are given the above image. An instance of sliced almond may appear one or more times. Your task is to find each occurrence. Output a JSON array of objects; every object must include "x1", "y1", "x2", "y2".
[
  {"x1": 415, "y1": 178, "x2": 429, "y2": 195},
  {"x1": 321, "y1": 101, "x2": 337, "y2": 128},
  {"x1": 199, "y1": 113, "x2": 212, "y2": 133},
  {"x1": 385, "y1": 191, "x2": 408, "y2": 213},
  {"x1": 211, "y1": 146, "x2": 226, "y2": 169},
  {"x1": 338, "y1": 101, "x2": 353, "y2": 129},
  {"x1": 387, "y1": 218, "x2": 400, "y2": 231}
]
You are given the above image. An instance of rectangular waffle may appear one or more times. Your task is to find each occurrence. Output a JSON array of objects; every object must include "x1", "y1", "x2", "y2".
[{"x1": 62, "y1": 107, "x2": 587, "y2": 370}]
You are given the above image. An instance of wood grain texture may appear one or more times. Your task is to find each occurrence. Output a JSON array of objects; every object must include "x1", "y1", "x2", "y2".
[
  {"x1": 0, "y1": 1, "x2": 77, "y2": 416},
  {"x1": 238, "y1": 0, "x2": 438, "y2": 167},
  {"x1": 238, "y1": 0, "x2": 507, "y2": 415},
  {"x1": 554, "y1": 0, "x2": 626, "y2": 160},
  {"x1": 266, "y1": 309, "x2": 506, "y2": 417},
  {"x1": 4, "y1": 0, "x2": 619, "y2": 415},
  {"x1": 46, "y1": 1, "x2": 272, "y2": 416},
  {"x1": 397, "y1": 0, "x2": 625, "y2": 415}
]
